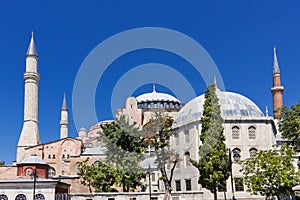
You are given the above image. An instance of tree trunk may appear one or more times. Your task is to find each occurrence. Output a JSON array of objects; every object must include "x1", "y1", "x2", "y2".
[
  {"x1": 160, "y1": 167, "x2": 172, "y2": 200},
  {"x1": 213, "y1": 188, "x2": 217, "y2": 200}
]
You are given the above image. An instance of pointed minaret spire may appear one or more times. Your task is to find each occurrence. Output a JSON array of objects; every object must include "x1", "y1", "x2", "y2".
[
  {"x1": 60, "y1": 93, "x2": 69, "y2": 139},
  {"x1": 271, "y1": 47, "x2": 284, "y2": 119},
  {"x1": 273, "y1": 47, "x2": 280, "y2": 74},
  {"x1": 26, "y1": 32, "x2": 38, "y2": 57},
  {"x1": 62, "y1": 93, "x2": 68, "y2": 110}
]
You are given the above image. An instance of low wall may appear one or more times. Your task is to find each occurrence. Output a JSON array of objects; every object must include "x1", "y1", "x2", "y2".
[{"x1": 70, "y1": 191, "x2": 204, "y2": 200}]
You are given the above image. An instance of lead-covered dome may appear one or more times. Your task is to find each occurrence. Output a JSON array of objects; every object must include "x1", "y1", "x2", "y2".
[
  {"x1": 173, "y1": 91, "x2": 264, "y2": 128},
  {"x1": 136, "y1": 85, "x2": 182, "y2": 110},
  {"x1": 20, "y1": 154, "x2": 47, "y2": 165}
]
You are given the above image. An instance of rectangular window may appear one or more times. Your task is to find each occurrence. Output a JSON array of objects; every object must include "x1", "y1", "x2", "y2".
[
  {"x1": 235, "y1": 178, "x2": 244, "y2": 191},
  {"x1": 185, "y1": 179, "x2": 191, "y2": 191},
  {"x1": 184, "y1": 130, "x2": 189, "y2": 143},
  {"x1": 175, "y1": 180, "x2": 181, "y2": 191},
  {"x1": 152, "y1": 173, "x2": 156, "y2": 181},
  {"x1": 107, "y1": 198, "x2": 115, "y2": 200},
  {"x1": 175, "y1": 133, "x2": 179, "y2": 145}
]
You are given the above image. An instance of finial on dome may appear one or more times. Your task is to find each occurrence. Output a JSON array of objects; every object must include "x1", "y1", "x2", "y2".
[
  {"x1": 153, "y1": 84, "x2": 156, "y2": 93},
  {"x1": 213, "y1": 76, "x2": 220, "y2": 92},
  {"x1": 26, "y1": 31, "x2": 38, "y2": 57},
  {"x1": 213, "y1": 76, "x2": 217, "y2": 86},
  {"x1": 265, "y1": 106, "x2": 269, "y2": 117}
]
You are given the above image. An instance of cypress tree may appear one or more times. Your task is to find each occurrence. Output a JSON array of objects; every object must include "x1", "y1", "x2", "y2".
[{"x1": 192, "y1": 83, "x2": 230, "y2": 200}]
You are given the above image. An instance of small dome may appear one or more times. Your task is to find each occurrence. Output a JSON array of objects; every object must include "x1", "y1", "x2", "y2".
[
  {"x1": 136, "y1": 91, "x2": 180, "y2": 103},
  {"x1": 20, "y1": 155, "x2": 47, "y2": 165},
  {"x1": 174, "y1": 91, "x2": 264, "y2": 128}
]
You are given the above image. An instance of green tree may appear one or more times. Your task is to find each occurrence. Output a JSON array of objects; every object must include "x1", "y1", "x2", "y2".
[
  {"x1": 143, "y1": 112, "x2": 178, "y2": 200},
  {"x1": 101, "y1": 115, "x2": 146, "y2": 192},
  {"x1": 0, "y1": 161, "x2": 4, "y2": 166},
  {"x1": 240, "y1": 145, "x2": 300, "y2": 199},
  {"x1": 279, "y1": 102, "x2": 300, "y2": 150},
  {"x1": 191, "y1": 84, "x2": 230, "y2": 200},
  {"x1": 78, "y1": 158, "x2": 119, "y2": 193}
]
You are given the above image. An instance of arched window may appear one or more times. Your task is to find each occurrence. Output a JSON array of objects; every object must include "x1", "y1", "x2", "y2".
[
  {"x1": 25, "y1": 168, "x2": 33, "y2": 176},
  {"x1": 185, "y1": 152, "x2": 191, "y2": 166},
  {"x1": 184, "y1": 130, "x2": 190, "y2": 143},
  {"x1": 232, "y1": 126, "x2": 240, "y2": 139},
  {"x1": 232, "y1": 148, "x2": 241, "y2": 163},
  {"x1": 248, "y1": 126, "x2": 256, "y2": 139},
  {"x1": 249, "y1": 148, "x2": 257, "y2": 158},
  {"x1": 34, "y1": 194, "x2": 45, "y2": 200},
  {"x1": 15, "y1": 194, "x2": 26, "y2": 200},
  {"x1": 93, "y1": 161, "x2": 100, "y2": 167},
  {"x1": 0, "y1": 194, "x2": 8, "y2": 200},
  {"x1": 48, "y1": 167, "x2": 56, "y2": 178}
]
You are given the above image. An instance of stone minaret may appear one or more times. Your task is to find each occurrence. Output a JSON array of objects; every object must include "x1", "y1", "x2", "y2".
[
  {"x1": 60, "y1": 93, "x2": 69, "y2": 139},
  {"x1": 271, "y1": 47, "x2": 284, "y2": 118},
  {"x1": 17, "y1": 32, "x2": 40, "y2": 163}
]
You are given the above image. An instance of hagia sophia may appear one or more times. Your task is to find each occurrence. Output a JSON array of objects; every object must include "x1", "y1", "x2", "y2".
[{"x1": 0, "y1": 33, "x2": 290, "y2": 200}]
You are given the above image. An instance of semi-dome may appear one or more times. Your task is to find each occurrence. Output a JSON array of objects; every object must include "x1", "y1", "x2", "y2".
[
  {"x1": 20, "y1": 154, "x2": 47, "y2": 165},
  {"x1": 173, "y1": 91, "x2": 264, "y2": 128}
]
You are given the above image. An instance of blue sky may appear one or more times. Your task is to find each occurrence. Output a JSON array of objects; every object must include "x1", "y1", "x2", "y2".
[{"x1": 0, "y1": 0, "x2": 299, "y2": 164}]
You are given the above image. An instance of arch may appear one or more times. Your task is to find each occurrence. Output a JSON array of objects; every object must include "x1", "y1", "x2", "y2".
[
  {"x1": 232, "y1": 148, "x2": 241, "y2": 163},
  {"x1": 34, "y1": 194, "x2": 45, "y2": 200},
  {"x1": 249, "y1": 147, "x2": 258, "y2": 158},
  {"x1": 248, "y1": 126, "x2": 256, "y2": 139},
  {"x1": 231, "y1": 126, "x2": 240, "y2": 139},
  {"x1": 15, "y1": 194, "x2": 26, "y2": 200},
  {"x1": 0, "y1": 194, "x2": 8, "y2": 200},
  {"x1": 185, "y1": 152, "x2": 191, "y2": 166},
  {"x1": 48, "y1": 167, "x2": 56, "y2": 177}
]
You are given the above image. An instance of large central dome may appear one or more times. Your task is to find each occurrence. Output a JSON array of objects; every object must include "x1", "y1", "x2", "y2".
[{"x1": 173, "y1": 91, "x2": 264, "y2": 128}]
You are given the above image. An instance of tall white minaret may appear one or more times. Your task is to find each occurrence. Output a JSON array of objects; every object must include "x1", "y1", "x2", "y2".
[
  {"x1": 60, "y1": 93, "x2": 69, "y2": 139},
  {"x1": 17, "y1": 32, "x2": 40, "y2": 163}
]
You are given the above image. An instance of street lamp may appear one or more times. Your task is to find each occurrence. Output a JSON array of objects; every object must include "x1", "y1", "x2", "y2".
[
  {"x1": 147, "y1": 165, "x2": 152, "y2": 200},
  {"x1": 228, "y1": 148, "x2": 236, "y2": 200},
  {"x1": 30, "y1": 169, "x2": 38, "y2": 200}
]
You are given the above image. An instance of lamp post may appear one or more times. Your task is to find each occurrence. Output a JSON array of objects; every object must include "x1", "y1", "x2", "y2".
[
  {"x1": 228, "y1": 149, "x2": 236, "y2": 200},
  {"x1": 30, "y1": 169, "x2": 38, "y2": 200},
  {"x1": 147, "y1": 165, "x2": 152, "y2": 200}
]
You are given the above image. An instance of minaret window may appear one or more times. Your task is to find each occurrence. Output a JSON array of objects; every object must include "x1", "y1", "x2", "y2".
[
  {"x1": 232, "y1": 126, "x2": 240, "y2": 139},
  {"x1": 248, "y1": 126, "x2": 256, "y2": 139}
]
